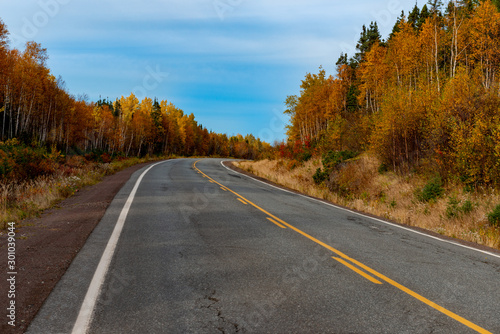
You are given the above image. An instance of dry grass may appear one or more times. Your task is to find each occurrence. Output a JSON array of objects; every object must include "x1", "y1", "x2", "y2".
[
  {"x1": 0, "y1": 156, "x2": 161, "y2": 230},
  {"x1": 236, "y1": 155, "x2": 500, "y2": 250}
]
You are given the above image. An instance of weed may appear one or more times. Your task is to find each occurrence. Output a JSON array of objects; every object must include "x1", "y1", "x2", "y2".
[
  {"x1": 377, "y1": 191, "x2": 387, "y2": 203},
  {"x1": 446, "y1": 197, "x2": 461, "y2": 219},
  {"x1": 446, "y1": 197, "x2": 475, "y2": 219},
  {"x1": 462, "y1": 199, "x2": 473, "y2": 214}
]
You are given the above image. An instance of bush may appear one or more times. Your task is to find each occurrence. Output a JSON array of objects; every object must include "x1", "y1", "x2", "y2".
[
  {"x1": 298, "y1": 151, "x2": 312, "y2": 162},
  {"x1": 445, "y1": 197, "x2": 461, "y2": 219},
  {"x1": 0, "y1": 140, "x2": 59, "y2": 179},
  {"x1": 313, "y1": 150, "x2": 358, "y2": 185},
  {"x1": 322, "y1": 150, "x2": 358, "y2": 171},
  {"x1": 487, "y1": 205, "x2": 500, "y2": 227},
  {"x1": 446, "y1": 197, "x2": 474, "y2": 219},
  {"x1": 417, "y1": 177, "x2": 443, "y2": 202},
  {"x1": 313, "y1": 168, "x2": 328, "y2": 184},
  {"x1": 461, "y1": 199, "x2": 473, "y2": 214},
  {"x1": 378, "y1": 163, "x2": 389, "y2": 174}
]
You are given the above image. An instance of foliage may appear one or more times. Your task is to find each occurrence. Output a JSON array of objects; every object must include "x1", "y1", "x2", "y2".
[
  {"x1": 446, "y1": 197, "x2": 474, "y2": 219},
  {"x1": 282, "y1": 0, "x2": 500, "y2": 188},
  {"x1": 416, "y1": 178, "x2": 444, "y2": 202},
  {"x1": 313, "y1": 168, "x2": 329, "y2": 184},
  {"x1": 312, "y1": 150, "x2": 358, "y2": 185},
  {"x1": 487, "y1": 205, "x2": 500, "y2": 226},
  {"x1": 322, "y1": 150, "x2": 358, "y2": 170}
]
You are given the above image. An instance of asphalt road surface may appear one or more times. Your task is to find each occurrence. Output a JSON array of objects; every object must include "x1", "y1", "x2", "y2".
[{"x1": 28, "y1": 158, "x2": 500, "y2": 333}]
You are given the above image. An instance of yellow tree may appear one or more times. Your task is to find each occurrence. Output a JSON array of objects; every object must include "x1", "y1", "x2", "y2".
[
  {"x1": 469, "y1": 0, "x2": 500, "y2": 89},
  {"x1": 357, "y1": 42, "x2": 389, "y2": 114},
  {"x1": 387, "y1": 19, "x2": 421, "y2": 89},
  {"x1": 285, "y1": 67, "x2": 333, "y2": 143}
]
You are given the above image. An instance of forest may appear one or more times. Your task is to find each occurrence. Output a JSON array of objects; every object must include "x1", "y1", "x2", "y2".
[
  {"x1": 283, "y1": 0, "x2": 500, "y2": 189},
  {"x1": 0, "y1": 19, "x2": 269, "y2": 172}
]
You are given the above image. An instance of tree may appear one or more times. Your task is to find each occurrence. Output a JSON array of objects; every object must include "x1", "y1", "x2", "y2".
[
  {"x1": 408, "y1": 4, "x2": 421, "y2": 30},
  {"x1": 355, "y1": 22, "x2": 382, "y2": 63},
  {"x1": 357, "y1": 42, "x2": 389, "y2": 114},
  {"x1": 469, "y1": 0, "x2": 500, "y2": 89}
]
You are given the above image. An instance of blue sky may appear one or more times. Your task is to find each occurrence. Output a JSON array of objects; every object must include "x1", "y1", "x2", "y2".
[{"x1": 0, "y1": 0, "x2": 418, "y2": 142}]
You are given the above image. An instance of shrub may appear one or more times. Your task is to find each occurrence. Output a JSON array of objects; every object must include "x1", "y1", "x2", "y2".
[
  {"x1": 322, "y1": 150, "x2": 358, "y2": 171},
  {"x1": 417, "y1": 177, "x2": 443, "y2": 202},
  {"x1": 313, "y1": 168, "x2": 328, "y2": 184},
  {"x1": 487, "y1": 205, "x2": 500, "y2": 227},
  {"x1": 461, "y1": 199, "x2": 473, "y2": 214},
  {"x1": 298, "y1": 151, "x2": 312, "y2": 162},
  {"x1": 378, "y1": 163, "x2": 389, "y2": 174},
  {"x1": 286, "y1": 159, "x2": 299, "y2": 170},
  {"x1": 445, "y1": 197, "x2": 461, "y2": 219},
  {"x1": 313, "y1": 150, "x2": 358, "y2": 186},
  {"x1": 327, "y1": 156, "x2": 371, "y2": 199}
]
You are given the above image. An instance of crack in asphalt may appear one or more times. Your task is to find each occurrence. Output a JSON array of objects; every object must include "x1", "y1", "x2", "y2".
[{"x1": 201, "y1": 291, "x2": 243, "y2": 333}]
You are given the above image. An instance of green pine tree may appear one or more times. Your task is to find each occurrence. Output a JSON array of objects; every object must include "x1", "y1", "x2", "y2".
[
  {"x1": 355, "y1": 22, "x2": 381, "y2": 63},
  {"x1": 418, "y1": 4, "x2": 430, "y2": 29},
  {"x1": 408, "y1": 4, "x2": 421, "y2": 30}
]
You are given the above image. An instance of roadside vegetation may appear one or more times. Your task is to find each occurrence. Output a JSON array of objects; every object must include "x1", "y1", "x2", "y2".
[
  {"x1": 236, "y1": 155, "x2": 500, "y2": 249},
  {"x1": 0, "y1": 138, "x2": 165, "y2": 229},
  {"x1": 238, "y1": 1, "x2": 500, "y2": 250}
]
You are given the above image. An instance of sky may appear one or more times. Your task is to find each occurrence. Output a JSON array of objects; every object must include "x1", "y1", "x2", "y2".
[{"x1": 0, "y1": 0, "x2": 418, "y2": 143}]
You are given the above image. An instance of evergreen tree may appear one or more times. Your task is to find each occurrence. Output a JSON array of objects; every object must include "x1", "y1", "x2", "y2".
[
  {"x1": 418, "y1": 4, "x2": 430, "y2": 29},
  {"x1": 494, "y1": 0, "x2": 500, "y2": 11},
  {"x1": 336, "y1": 53, "x2": 348, "y2": 67},
  {"x1": 408, "y1": 4, "x2": 421, "y2": 30},
  {"x1": 113, "y1": 99, "x2": 121, "y2": 118},
  {"x1": 427, "y1": 0, "x2": 443, "y2": 14},
  {"x1": 389, "y1": 11, "x2": 405, "y2": 40},
  {"x1": 355, "y1": 22, "x2": 381, "y2": 63},
  {"x1": 336, "y1": 52, "x2": 357, "y2": 70}
]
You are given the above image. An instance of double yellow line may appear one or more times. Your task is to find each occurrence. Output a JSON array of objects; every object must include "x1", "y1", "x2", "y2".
[{"x1": 193, "y1": 160, "x2": 491, "y2": 334}]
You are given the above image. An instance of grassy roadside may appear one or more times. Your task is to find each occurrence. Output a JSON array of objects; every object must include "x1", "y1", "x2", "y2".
[
  {"x1": 0, "y1": 155, "x2": 168, "y2": 230},
  {"x1": 235, "y1": 156, "x2": 500, "y2": 250}
]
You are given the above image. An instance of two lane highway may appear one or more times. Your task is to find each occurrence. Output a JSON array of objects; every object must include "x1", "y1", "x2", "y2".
[{"x1": 29, "y1": 158, "x2": 500, "y2": 333}]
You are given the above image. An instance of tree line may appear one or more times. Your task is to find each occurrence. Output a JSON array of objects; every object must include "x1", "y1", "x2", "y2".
[
  {"x1": 284, "y1": 0, "x2": 500, "y2": 188},
  {"x1": 0, "y1": 20, "x2": 269, "y2": 160}
]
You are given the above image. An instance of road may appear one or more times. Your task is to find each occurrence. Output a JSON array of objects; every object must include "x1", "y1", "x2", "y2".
[{"x1": 28, "y1": 158, "x2": 500, "y2": 333}]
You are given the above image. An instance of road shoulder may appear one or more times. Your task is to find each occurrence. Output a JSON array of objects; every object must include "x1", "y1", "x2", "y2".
[{"x1": 0, "y1": 162, "x2": 153, "y2": 334}]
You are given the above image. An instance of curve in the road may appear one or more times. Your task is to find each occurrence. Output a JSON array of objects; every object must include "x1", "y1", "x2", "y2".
[{"x1": 195, "y1": 160, "x2": 492, "y2": 334}]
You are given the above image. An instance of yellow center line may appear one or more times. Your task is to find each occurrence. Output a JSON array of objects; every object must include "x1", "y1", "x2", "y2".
[
  {"x1": 220, "y1": 187, "x2": 227, "y2": 191},
  {"x1": 237, "y1": 198, "x2": 248, "y2": 205},
  {"x1": 267, "y1": 217, "x2": 287, "y2": 229},
  {"x1": 333, "y1": 257, "x2": 382, "y2": 284},
  {"x1": 192, "y1": 160, "x2": 492, "y2": 334}
]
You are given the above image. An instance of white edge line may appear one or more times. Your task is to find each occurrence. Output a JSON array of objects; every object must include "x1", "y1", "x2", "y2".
[
  {"x1": 221, "y1": 160, "x2": 500, "y2": 260},
  {"x1": 72, "y1": 160, "x2": 169, "y2": 334}
]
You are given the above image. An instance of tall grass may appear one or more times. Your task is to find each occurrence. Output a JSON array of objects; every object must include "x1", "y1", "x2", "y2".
[
  {"x1": 236, "y1": 156, "x2": 500, "y2": 250},
  {"x1": 0, "y1": 156, "x2": 161, "y2": 229}
]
